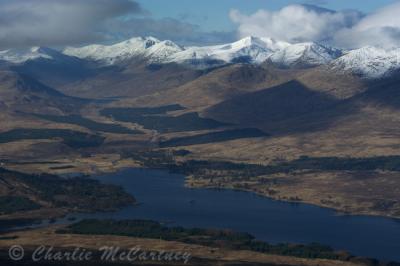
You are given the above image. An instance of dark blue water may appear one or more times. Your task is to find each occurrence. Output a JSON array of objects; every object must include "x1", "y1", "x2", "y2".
[{"x1": 75, "y1": 168, "x2": 400, "y2": 261}]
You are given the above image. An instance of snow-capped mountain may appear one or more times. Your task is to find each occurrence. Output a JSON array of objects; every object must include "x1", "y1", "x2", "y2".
[
  {"x1": 0, "y1": 46, "x2": 79, "y2": 65},
  {"x1": 0, "y1": 47, "x2": 57, "y2": 63},
  {"x1": 63, "y1": 36, "x2": 284, "y2": 66},
  {"x1": 269, "y1": 42, "x2": 342, "y2": 68},
  {"x1": 63, "y1": 36, "x2": 338, "y2": 69},
  {"x1": 164, "y1": 37, "x2": 290, "y2": 67},
  {"x1": 63, "y1": 37, "x2": 184, "y2": 65},
  {"x1": 330, "y1": 46, "x2": 400, "y2": 79},
  {"x1": 2, "y1": 36, "x2": 400, "y2": 79}
]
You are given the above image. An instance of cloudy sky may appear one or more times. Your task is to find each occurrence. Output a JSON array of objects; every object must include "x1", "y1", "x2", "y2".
[{"x1": 0, "y1": 0, "x2": 399, "y2": 49}]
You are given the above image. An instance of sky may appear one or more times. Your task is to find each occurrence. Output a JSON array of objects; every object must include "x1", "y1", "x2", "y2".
[
  {"x1": 0, "y1": 0, "x2": 400, "y2": 49},
  {"x1": 136, "y1": 0, "x2": 399, "y2": 32}
]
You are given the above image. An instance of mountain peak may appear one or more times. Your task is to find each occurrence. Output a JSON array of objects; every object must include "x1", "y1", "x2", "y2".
[
  {"x1": 123, "y1": 36, "x2": 161, "y2": 48},
  {"x1": 0, "y1": 46, "x2": 55, "y2": 64},
  {"x1": 330, "y1": 46, "x2": 400, "y2": 78},
  {"x1": 269, "y1": 42, "x2": 342, "y2": 68},
  {"x1": 236, "y1": 36, "x2": 265, "y2": 46},
  {"x1": 64, "y1": 36, "x2": 181, "y2": 64}
]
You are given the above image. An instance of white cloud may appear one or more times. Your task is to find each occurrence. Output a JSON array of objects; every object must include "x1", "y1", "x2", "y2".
[
  {"x1": 334, "y1": 2, "x2": 400, "y2": 48},
  {"x1": 230, "y1": 3, "x2": 400, "y2": 48},
  {"x1": 230, "y1": 5, "x2": 362, "y2": 44},
  {"x1": 0, "y1": 0, "x2": 234, "y2": 49},
  {"x1": 0, "y1": 0, "x2": 144, "y2": 49}
]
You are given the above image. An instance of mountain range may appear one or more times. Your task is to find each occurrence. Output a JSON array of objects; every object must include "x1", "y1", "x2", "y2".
[
  {"x1": 0, "y1": 35, "x2": 398, "y2": 137},
  {"x1": 1, "y1": 36, "x2": 400, "y2": 79}
]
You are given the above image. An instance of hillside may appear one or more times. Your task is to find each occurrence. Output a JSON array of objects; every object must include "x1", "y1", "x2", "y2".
[
  {"x1": 58, "y1": 59, "x2": 204, "y2": 99},
  {"x1": 0, "y1": 70, "x2": 84, "y2": 114},
  {"x1": 132, "y1": 63, "x2": 299, "y2": 109}
]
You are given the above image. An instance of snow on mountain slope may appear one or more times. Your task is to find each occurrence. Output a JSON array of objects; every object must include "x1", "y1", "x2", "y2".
[
  {"x1": 165, "y1": 36, "x2": 290, "y2": 67},
  {"x1": 0, "y1": 47, "x2": 55, "y2": 63},
  {"x1": 269, "y1": 42, "x2": 342, "y2": 67},
  {"x1": 330, "y1": 46, "x2": 400, "y2": 79},
  {"x1": 145, "y1": 40, "x2": 184, "y2": 63},
  {"x1": 64, "y1": 37, "x2": 183, "y2": 64},
  {"x1": 63, "y1": 36, "x2": 291, "y2": 67},
  {"x1": 260, "y1": 37, "x2": 292, "y2": 52},
  {"x1": 62, "y1": 36, "x2": 339, "y2": 69},
  {"x1": 3, "y1": 36, "x2": 400, "y2": 79}
]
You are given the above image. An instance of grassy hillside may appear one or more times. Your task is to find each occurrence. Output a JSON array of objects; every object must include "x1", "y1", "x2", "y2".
[
  {"x1": 60, "y1": 219, "x2": 349, "y2": 261},
  {"x1": 205, "y1": 80, "x2": 353, "y2": 134},
  {"x1": 34, "y1": 114, "x2": 142, "y2": 135},
  {"x1": 101, "y1": 105, "x2": 229, "y2": 133},
  {"x1": 0, "y1": 167, "x2": 135, "y2": 216},
  {"x1": 0, "y1": 128, "x2": 105, "y2": 148},
  {"x1": 160, "y1": 128, "x2": 268, "y2": 147}
]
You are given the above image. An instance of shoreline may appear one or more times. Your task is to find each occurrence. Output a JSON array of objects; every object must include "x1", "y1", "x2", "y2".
[
  {"x1": 184, "y1": 175, "x2": 400, "y2": 221},
  {"x1": 2, "y1": 163, "x2": 399, "y2": 229}
]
